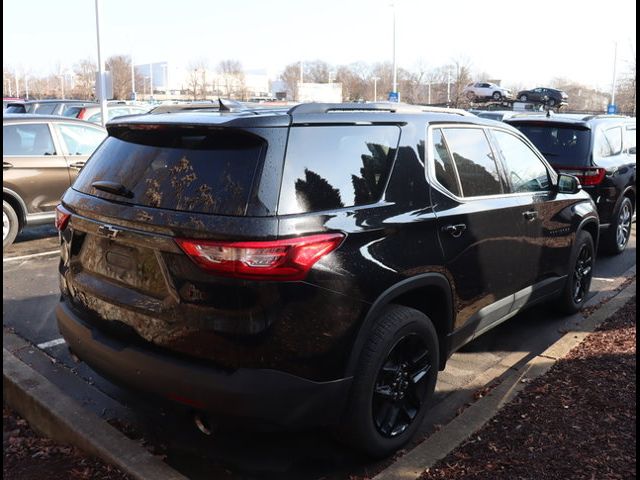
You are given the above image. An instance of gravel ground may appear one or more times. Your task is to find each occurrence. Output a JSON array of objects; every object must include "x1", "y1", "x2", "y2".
[
  {"x1": 3, "y1": 406, "x2": 131, "y2": 480},
  {"x1": 420, "y1": 297, "x2": 637, "y2": 480}
]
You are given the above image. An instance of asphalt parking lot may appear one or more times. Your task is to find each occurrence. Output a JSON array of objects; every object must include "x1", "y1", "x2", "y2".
[{"x1": 3, "y1": 223, "x2": 636, "y2": 480}]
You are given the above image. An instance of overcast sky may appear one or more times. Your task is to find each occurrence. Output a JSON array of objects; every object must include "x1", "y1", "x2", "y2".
[{"x1": 3, "y1": 0, "x2": 636, "y2": 90}]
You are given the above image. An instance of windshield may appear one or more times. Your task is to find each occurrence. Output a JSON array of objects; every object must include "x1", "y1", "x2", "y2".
[{"x1": 510, "y1": 123, "x2": 592, "y2": 167}]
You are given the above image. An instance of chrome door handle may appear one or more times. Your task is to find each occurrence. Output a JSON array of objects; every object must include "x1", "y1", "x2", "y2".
[
  {"x1": 3, "y1": 162, "x2": 13, "y2": 169},
  {"x1": 69, "y1": 161, "x2": 86, "y2": 169},
  {"x1": 442, "y1": 224, "x2": 467, "y2": 238},
  {"x1": 523, "y1": 210, "x2": 538, "y2": 221}
]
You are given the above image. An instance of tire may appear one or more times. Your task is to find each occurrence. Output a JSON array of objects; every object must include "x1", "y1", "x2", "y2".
[
  {"x1": 555, "y1": 230, "x2": 595, "y2": 314},
  {"x1": 337, "y1": 305, "x2": 439, "y2": 457},
  {"x1": 519, "y1": 94, "x2": 528, "y2": 102},
  {"x1": 466, "y1": 91, "x2": 476, "y2": 100},
  {"x1": 547, "y1": 98, "x2": 556, "y2": 107},
  {"x1": 3, "y1": 200, "x2": 19, "y2": 250},
  {"x1": 492, "y1": 91, "x2": 502, "y2": 100},
  {"x1": 601, "y1": 197, "x2": 634, "y2": 255}
]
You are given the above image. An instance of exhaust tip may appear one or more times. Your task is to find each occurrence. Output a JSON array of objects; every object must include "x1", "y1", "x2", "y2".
[{"x1": 194, "y1": 412, "x2": 212, "y2": 436}]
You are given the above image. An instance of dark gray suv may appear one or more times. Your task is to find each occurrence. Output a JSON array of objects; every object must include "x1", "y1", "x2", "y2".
[{"x1": 507, "y1": 114, "x2": 636, "y2": 254}]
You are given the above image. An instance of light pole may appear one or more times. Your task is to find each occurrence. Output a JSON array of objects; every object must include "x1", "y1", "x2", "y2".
[
  {"x1": 149, "y1": 63, "x2": 154, "y2": 101},
  {"x1": 161, "y1": 64, "x2": 168, "y2": 95},
  {"x1": 24, "y1": 72, "x2": 29, "y2": 100},
  {"x1": 610, "y1": 41, "x2": 618, "y2": 110},
  {"x1": 130, "y1": 52, "x2": 136, "y2": 100},
  {"x1": 447, "y1": 66, "x2": 451, "y2": 105},
  {"x1": 372, "y1": 76, "x2": 379, "y2": 102},
  {"x1": 391, "y1": 2, "x2": 397, "y2": 96},
  {"x1": 427, "y1": 81, "x2": 431, "y2": 104},
  {"x1": 94, "y1": 0, "x2": 107, "y2": 127}
]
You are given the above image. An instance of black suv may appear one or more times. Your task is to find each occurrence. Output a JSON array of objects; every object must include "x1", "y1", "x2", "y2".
[
  {"x1": 516, "y1": 87, "x2": 568, "y2": 107},
  {"x1": 506, "y1": 114, "x2": 636, "y2": 254},
  {"x1": 55, "y1": 102, "x2": 598, "y2": 457}
]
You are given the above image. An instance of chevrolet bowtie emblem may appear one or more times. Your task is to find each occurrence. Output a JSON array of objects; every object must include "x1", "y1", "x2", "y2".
[{"x1": 97, "y1": 224, "x2": 121, "y2": 239}]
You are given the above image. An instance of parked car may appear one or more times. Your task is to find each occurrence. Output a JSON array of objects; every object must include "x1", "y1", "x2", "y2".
[
  {"x1": 4, "y1": 99, "x2": 99, "y2": 116},
  {"x1": 3, "y1": 97, "x2": 23, "y2": 112},
  {"x1": 516, "y1": 87, "x2": 568, "y2": 107},
  {"x1": 55, "y1": 102, "x2": 598, "y2": 457},
  {"x1": 3, "y1": 114, "x2": 106, "y2": 248},
  {"x1": 463, "y1": 82, "x2": 512, "y2": 101},
  {"x1": 76, "y1": 104, "x2": 152, "y2": 124},
  {"x1": 506, "y1": 114, "x2": 635, "y2": 254}
]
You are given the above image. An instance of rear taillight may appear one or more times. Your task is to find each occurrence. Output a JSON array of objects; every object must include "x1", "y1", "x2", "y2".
[
  {"x1": 55, "y1": 204, "x2": 71, "y2": 231},
  {"x1": 176, "y1": 233, "x2": 345, "y2": 281},
  {"x1": 557, "y1": 167, "x2": 606, "y2": 186},
  {"x1": 76, "y1": 107, "x2": 87, "y2": 119}
]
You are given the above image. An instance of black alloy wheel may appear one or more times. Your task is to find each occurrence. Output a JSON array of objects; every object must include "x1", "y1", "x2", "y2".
[
  {"x1": 492, "y1": 91, "x2": 501, "y2": 100},
  {"x1": 372, "y1": 333, "x2": 432, "y2": 438},
  {"x1": 572, "y1": 243, "x2": 593, "y2": 304}
]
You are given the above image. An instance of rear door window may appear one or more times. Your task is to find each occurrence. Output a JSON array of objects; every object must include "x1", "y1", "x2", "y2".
[
  {"x1": 441, "y1": 127, "x2": 503, "y2": 197},
  {"x1": 3, "y1": 123, "x2": 56, "y2": 156},
  {"x1": 278, "y1": 126, "x2": 400, "y2": 214},
  {"x1": 431, "y1": 128, "x2": 461, "y2": 196},
  {"x1": 624, "y1": 125, "x2": 636, "y2": 154},
  {"x1": 73, "y1": 127, "x2": 265, "y2": 216},
  {"x1": 601, "y1": 127, "x2": 623, "y2": 156},
  {"x1": 492, "y1": 130, "x2": 550, "y2": 192},
  {"x1": 57, "y1": 123, "x2": 106, "y2": 155}
]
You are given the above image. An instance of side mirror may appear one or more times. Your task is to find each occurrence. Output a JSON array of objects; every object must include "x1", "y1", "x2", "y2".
[
  {"x1": 556, "y1": 173, "x2": 582, "y2": 194},
  {"x1": 628, "y1": 146, "x2": 636, "y2": 155}
]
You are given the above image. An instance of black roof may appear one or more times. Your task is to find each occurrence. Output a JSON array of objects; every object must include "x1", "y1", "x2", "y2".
[
  {"x1": 109, "y1": 101, "x2": 499, "y2": 130},
  {"x1": 506, "y1": 113, "x2": 635, "y2": 128},
  {"x1": 23, "y1": 99, "x2": 98, "y2": 105}
]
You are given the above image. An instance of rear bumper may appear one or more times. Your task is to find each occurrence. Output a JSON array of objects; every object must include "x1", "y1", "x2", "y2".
[{"x1": 56, "y1": 300, "x2": 352, "y2": 428}]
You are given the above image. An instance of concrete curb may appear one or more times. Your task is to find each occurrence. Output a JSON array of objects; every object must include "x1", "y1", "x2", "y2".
[
  {"x1": 374, "y1": 274, "x2": 636, "y2": 480},
  {"x1": 3, "y1": 348, "x2": 188, "y2": 480}
]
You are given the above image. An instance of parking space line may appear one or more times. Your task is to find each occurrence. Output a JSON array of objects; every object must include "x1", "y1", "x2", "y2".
[
  {"x1": 37, "y1": 338, "x2": 66, "y2": 349},
  {"x1": 3, "y1": 250, "x2": 60, "y2": 263}
]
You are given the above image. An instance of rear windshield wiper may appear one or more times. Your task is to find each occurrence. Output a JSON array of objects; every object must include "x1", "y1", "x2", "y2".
[{"x1": 91, "y1": 181, "x2": 134, "y2": 199}]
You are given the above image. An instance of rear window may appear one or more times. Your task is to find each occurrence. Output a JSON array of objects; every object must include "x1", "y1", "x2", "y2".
[
  {"x1": 278, "y1": 125, "x2": 400, "y2": 214},
  {"x1": 33, "y1": 103, "x2": 58, "y2": 115},
  {"x1": 510, "y1": 123, "x2": 591, "y2": 167},
  {"x1": 5, "y1": 104, "x2": 26, "y2": 113},
  {"x1": 73, "y1": 127, "x2": 265, "y2": 216}
]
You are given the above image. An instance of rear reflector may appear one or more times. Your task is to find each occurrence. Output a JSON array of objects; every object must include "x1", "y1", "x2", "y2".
[
  {"x1": 55, "y1": 204, "x2": 71, "y2": 231},
  {"x1": 557, "y1": 167, "x2": 606, "y2": 186},
  {"x1": 176, "y1": 233, "x2": 345, "y2": 281},
  {"x1": 76, "y1": 107, "x2": 86, "y2": 119}
]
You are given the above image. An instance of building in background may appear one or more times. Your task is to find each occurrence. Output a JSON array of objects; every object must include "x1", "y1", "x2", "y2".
[{"x1": 298, "y1": 82, "x2": 343, "y2": 103}]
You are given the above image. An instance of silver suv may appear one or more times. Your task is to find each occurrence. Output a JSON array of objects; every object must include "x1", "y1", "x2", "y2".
[{"x1": 463, "y1": 82, "x2": 512, "y2": 101}]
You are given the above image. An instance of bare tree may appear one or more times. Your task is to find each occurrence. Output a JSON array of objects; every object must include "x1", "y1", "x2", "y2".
[
  {"x1": 280, "y1": 62, "x2": 301, "y2": 101},
  {"x1": 335, "y1": 62, "x2": 370, "y2": 101},
  {"x1": 217, "y1": 59, "x2": 246, "y2": 99},
  {"x1": 186, "y1": 59, "x2": 208, "y2": 100},
  {"x1": 72, "y1": 58, "x2": 97, "y2": 100},
  {"x1": 106, "y1": 55, "x2": 142, "y2": 100}
]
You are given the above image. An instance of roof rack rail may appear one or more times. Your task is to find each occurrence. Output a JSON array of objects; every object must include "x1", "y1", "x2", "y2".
[
  {"x1": 288, "y1": 102, "x2": 472, "y2": 117},
  {"x1": 580, "y1": 114, "x2": 629, "y2": 121}
]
